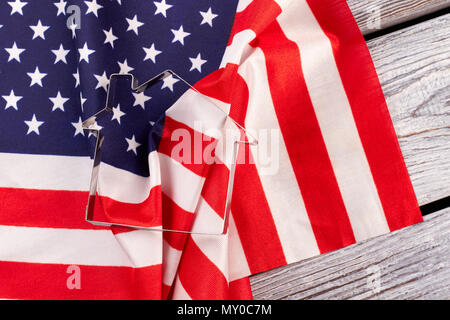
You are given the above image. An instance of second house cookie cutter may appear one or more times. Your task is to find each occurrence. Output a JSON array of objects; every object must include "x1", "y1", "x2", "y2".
[{"x1": 82, "y1": 70, "x2": 258, "y2": 235}]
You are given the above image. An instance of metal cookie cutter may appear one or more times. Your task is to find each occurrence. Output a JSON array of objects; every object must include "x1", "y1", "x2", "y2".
[{"x1": 82, "y1": 70, "x2": 257, "y2": 235}]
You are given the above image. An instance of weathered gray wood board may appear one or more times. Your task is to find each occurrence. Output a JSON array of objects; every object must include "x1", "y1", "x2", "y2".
[
  {"x1": 367, "y1": 14, "x2": 450, "y2": 205},
  {"x1": 348, "y1": 0, "x2": 450, "y2": 35},
  {"x1": 250, "y1": 13, "x2": 450, "y2": 299},
  {"x1": 251, "y1": 208, "x2": 450, "y2": 300}
]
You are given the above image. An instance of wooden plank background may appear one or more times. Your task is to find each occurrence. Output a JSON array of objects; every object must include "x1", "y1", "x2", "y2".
[
  {"x1": 370, "y1": 13, "x2": 450, "y2": 205},
  {"x1": 251, "y1": 208, "x2": 450, "y2": 300},
  {"x1": 348, "y1": 0, "x2": 450, "y2": 35},
  {"x1": 250, "y1": 1, "x2": 450, "y2": 299}
]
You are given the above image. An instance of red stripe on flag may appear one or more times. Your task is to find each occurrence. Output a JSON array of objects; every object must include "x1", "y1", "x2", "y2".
[
  {"x1": 194, "y1": 66, "x2": 236, "y2": 103},
  {"x1": 229, "y1": 277, "x2": 253, "y2": 300},
  {"x1": 162, "y1": 283, "x2": 172, "y2": 300},
  {"x1": 195, "y1": 60, "x2": 287, "y2": 272},
  {"x1": 159, "y1": 116, "x2": 217, "y2": 178},
  {"x1": 306, "y1": 0, "x2": 422, "y2": 230},
  {"x1": 0, "y1": 261, "x2": 161, "y2": 300},
  {"x1": 228, "y1": 72, "x2": 249, "y2": 128},
  {"x1": 194, "y1": 62, "x2": 250, "y2": 127},
  {"x1": 0, "y1": 187, "x2": 106, "y2": 230},
  {"x1": 231, "y1": 144, "x2": 287, "y2": 273},
  {"x1": 177, "y1": 237, "x2": 229, "y2": 300},
  {"x1": 201, "y1": 163, "x2": 228, "y2": 219},
  {"x1": 228, "y1": 0, "x2": 281, "y2": 45},
  {"x1": 92, "y1": 185, "x2": 162, "y2": 229},
  {"x1": 162, "y1": 193, "x2": 193, "y2": 250},
  {"x1": 250, "y1": 21, "x2": 356, "y2": 253}
]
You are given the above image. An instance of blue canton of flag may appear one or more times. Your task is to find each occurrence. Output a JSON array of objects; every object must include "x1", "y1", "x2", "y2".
[{"x1": 0, "y1": 0, "x2": 238, "y2": 177}]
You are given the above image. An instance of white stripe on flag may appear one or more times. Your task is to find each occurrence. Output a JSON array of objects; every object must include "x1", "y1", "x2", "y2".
[
  {"x1": 228, "y1": 213, "x2": 251, "y2": 281},
  {"x1": 0, "y1": 151, "x2": 207, "y2": 216},
  {"x1": 172, "y1": 276, "x2": 193, "y2": 300},
  {"x1": 97, "y1": 151, "x2": 160, "y2": 203},
  {"x1": 0, "y1": 226, "x2": 160, "y2": 267},
  {"x1": 207, "y1": 96, "x2": 231, "y2": 115},
  {"x1": 276, "y1": 0, "x2": 390, "y2": 240},
  {"x1": 191, "y1": 197, "x2": 226, "y2": 235},
  {"x1": 220, "y1": 30, "x2": 256, "y2": 68},
  {"x1": 238, "y1": 47, "x2": 321, "y2": 263},
  {"x1": 158, "y1": 152, "x2": 205, "y2": 213},
  {"x1": 114, "y1": 230, "x2": 162, "y2": 268},
  {"x1": 0, "y1": 152, "x2": 90, "y2": 191},
  {"x1": 236, "y1": 0, "x2": 253, "y2": 12},
  {"x1": 162, "y1": 240, "x2": 183, "y2": 286},
  {"x1": 167, "y1": 89, "x2": 228, "y2": 139},
  {"x1": 191, "y1": 199, "x2": 229, "y2": 279}
]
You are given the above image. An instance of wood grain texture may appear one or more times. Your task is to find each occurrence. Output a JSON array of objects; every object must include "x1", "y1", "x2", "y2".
[
  {"x1": 367, "y1": 14, "x2": 450, "y2": 204},
  {"x1": 348, "y1": 0, "x2": 450, "y2": 35},
  {"x1": 251, "y1": 208, "x2": 450, "y2": 300}
]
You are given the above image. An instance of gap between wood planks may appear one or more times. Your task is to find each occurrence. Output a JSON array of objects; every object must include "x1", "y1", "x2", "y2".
[
  {"x1": 421, "y1": 196, "x2": 450, "y2": 216},
  {"x1": 364, "y1": 6, "x2": 450, "y2": 41},
  {"x1": 348, "y1": 0, "x2": 450, "y2": 37}
]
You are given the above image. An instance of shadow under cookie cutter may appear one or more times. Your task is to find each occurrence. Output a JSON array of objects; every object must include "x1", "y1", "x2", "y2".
[{"x1": 82, "y1": 70, "x2": 258, "y2": 235}]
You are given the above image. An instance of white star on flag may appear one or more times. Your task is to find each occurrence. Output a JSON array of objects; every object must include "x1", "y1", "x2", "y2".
[
  {"x1": 30, "y1": 20, "x2": 50, "y2": 40},
  {"x1": 71, "y1": 117, "x2": 85, "y2": 137},
  {"x1": 118, "y1": 59, "x2": 134, "y2": 74},
  {"x1": 8, "y1": 0, "x2": 28, "y2": 16},
  {"x1": 49, "y1": 91, "x2": 69, "y2": 111},
  {"x1": 78, "y1": 42, "x2": 95, "y2": 63},
  {"x1": 103, "y1": 28, "x2": 118, "y2": 48},
  {"x1": 80, "y1": 92, "x2": 87, "y2": 111},
  {"x1": 87, "y1": 120, "x2": 102, "y2": 137},
  {"x1": 154, "y1": 0, "x2": 173, "y2": 17},
  {"x1": 126, "y1": 15, "x2": 144, "y2": 35},
  {"x1": 69, "y1": 22, "x2": 77, "y2": 38},
  {"x1": 73, "y1": 69, "x2": 80, "y2": 87},
  {"x1": 111, "y1": 104, "x2": 126, "y2": 124},
  {"x1": 200, "y1": 7, "x2": 218, "y2": 27},
  {"x1": 54, "y1": 0, "x2": 67, "y2": 16},
  {"x1": 171, "y1": 25, "x2": 190, "y2": 45},
  {"x1": 189, "y1": 53, "x2": 207, "y2": 72},
  {"x1": 2, "y1": 90, "x2": 23, "y2": 110},
  {"x1": 85, "y1": 0, "x2": 103, "y2": 17},
  {"x1": 5, "y1": 42, "x2": 25, "y2": 62},
  {"x1": 27, "y1": 66, "x2": 47, "y2": 87},
  {"x1": 24, "y1": 114, "x2": 44, "y2": 135},
  {"x1": 94, "y1": 71, "x2": 109, "y2": 91},
  {"x1": 132, "y1": 92, "x2": 151, "y2": 109},
  {"x1": 161, "y1": 74, "x2": 179, "y2": 91},
  {"x1": 125, "y1": 135, "x2": 141, "y2": 155},
  {"x1": 143, "y1": 43, "x2": 162, "y2": 63},
  {"x1": 51, "y1": 44, "x2": 70, "y2": 64}
]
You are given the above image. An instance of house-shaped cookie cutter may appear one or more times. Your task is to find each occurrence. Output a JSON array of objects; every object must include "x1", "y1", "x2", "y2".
[{"x1": 82, "y1": 70, "x2": 257, "y2": 235}]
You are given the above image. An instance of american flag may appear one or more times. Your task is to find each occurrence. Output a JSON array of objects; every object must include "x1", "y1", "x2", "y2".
[{"x1": 0, "y1": 0, "x2": 423, "y2": 300}]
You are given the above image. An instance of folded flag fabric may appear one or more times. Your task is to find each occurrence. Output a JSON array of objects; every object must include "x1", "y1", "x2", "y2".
[
  {"x1": 87, "y1": 73, "x2": 235, "y2": 235},
  {"x1": 0, "y1": 0, "x2": 239, "y2": 299},
  {"x1": 0, "y1": 0, "x2": 423, "y2": 299}
]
